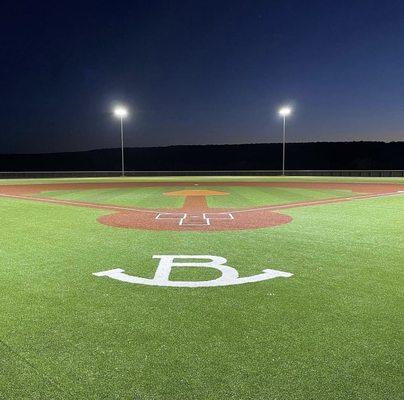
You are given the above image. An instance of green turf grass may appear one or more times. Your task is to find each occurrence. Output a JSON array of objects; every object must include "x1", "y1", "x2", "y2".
[
  {"x1": 206, "y1": 186, "x2": 355, "y2": 207},
  {"x1": 38, "y1": 187, "x2": 184, "y2": 209},
  {"x1": 0, "y1": 179, "x2": 403, "y2": 399},
  {"x1": 39, "y1": 186, "x2": 356, "y2": 209},
  {"x1": 1, "y1": 175, "x2": 404, "y2": 185}
]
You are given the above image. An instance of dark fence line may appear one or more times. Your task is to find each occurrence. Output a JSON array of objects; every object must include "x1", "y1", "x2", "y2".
[{"x1": 0, "y1": 170, "x2": 403, "y2": 179}]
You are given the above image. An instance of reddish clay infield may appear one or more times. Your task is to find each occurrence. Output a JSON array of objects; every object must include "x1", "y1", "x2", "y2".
[
  {"x1": 0, "y1": 181, "x2": 402, "y2": 231},
  {"x1": 98, "y1": 208, "x2": 293, "y2": 231}
]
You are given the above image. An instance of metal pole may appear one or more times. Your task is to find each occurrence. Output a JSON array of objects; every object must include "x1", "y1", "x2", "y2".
[
  {"x1": 120, "y1": 116, "x2": 125, "y2": 176},
  {"x1": 282, "y1": 115, "x2": 286, "y2": 176}
]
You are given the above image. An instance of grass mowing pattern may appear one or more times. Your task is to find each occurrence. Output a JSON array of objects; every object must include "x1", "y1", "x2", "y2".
[
  {"x1": 39, "y1": 186, "x2": 356, "y2": 209},
  {"x1": 206, "y1": 186, "x2": 355, "y2": 207},
  {"x1": 0, "y1": 181, "x2": 403, "y2": 399},
  {"x1": 38, "y1": 187, "x2": 184, "y2": 209}
]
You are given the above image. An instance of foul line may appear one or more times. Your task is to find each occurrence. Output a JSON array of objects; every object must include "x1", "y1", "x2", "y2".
[
  {"x1": 0, "y1": 193, "x2": 157, "y2": 214},
  {"x1": 0, "y1": 190, "x2": 402, "y2": 217},
  {"x1": 230, "y1": 191, "x2": 404, "y2": 214}
]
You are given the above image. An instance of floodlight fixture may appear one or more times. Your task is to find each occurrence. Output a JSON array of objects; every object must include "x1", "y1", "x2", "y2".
[
  {"x1": 113, "y1": 105, "x2": 129, "y2": 176},
  {"x1": 278, "y1": 105, "x2": 293, "y2": 176},
  {"x1": 113, "y1": 106, "x2": 128, "y2": 118},
  {"x1": 278, "y1": 106, "x2": 292, "y2": 117}
]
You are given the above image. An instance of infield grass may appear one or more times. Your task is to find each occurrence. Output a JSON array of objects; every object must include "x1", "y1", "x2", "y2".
[{"x1": 39, "y1": 186, "x2": 357, "y2": 209}]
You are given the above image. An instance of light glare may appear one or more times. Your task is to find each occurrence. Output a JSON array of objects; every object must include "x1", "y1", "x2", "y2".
[
  {"x1": 113, "y1": 106, "x2": 128, "y2": 118},
  {"x1": 278, "y1": 106, "x2": 292, "y2": 117}
]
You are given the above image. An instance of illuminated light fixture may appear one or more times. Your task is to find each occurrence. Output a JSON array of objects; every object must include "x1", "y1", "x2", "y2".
[
  {"x1": 113, "y1": 106, "x2": 128, "y2": 118},
  {"x1": 278, "y1": 105, "x2": 293, "y2": 176},
  {"x1": 113, "y1": 105, "x2": 129, "y2": 176},
  {"x1": 278, "y1": 106, "x2": 292, "y2": 117}
]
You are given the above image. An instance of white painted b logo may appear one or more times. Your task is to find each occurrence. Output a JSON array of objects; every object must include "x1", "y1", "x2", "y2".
[{"x1": 93, "y1": 255, "x2": 292, "y2": 288}]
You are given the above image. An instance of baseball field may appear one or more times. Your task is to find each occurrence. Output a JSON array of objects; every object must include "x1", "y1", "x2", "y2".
[{"x1": 0, "y1": 176, "x2": 403, "y2": 399}]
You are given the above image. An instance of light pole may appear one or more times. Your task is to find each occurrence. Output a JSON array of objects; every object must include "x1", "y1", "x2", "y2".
[
  {"x1": 113, "y1": 106, "x2": 128, "y2": 176},
  {"x1": 278, "y1": 106, "x2": 292, "y2": 176}
]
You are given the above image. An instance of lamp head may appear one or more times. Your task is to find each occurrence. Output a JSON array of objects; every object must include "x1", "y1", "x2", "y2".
[
  {"x1": 278, "y1": 106, "x2": 292, "y2": 117},
  {"x1": 113, "y1": 106, "x2": 128, "y2": 118}
]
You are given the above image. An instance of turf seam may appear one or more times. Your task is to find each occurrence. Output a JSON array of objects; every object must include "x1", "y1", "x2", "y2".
[{"x1": 0, "y1": 337, "x2": 75, "y2": 399}]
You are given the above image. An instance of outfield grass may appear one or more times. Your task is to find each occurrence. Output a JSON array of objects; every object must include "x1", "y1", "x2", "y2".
[
  {"x1": 0, "y1": 177, "x2": 403, "y2": 399},
  {"x1": 1, "y1": 175, "x2": 404, "y2": 185}
]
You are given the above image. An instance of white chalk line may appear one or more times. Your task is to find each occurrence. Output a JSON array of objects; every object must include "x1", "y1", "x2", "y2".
[
  {"x1": 0, "y1": 193, "x2": 157, "y2": 214},
  {"x1": 155, "y1": 212, "x2": 234, "y2": 226},
  {"x1": 0, "y1": 190, "x2": 402, "y2": 219},
  {"x1": 229, "y1": 191, "x2": 404, "y2": 214}
]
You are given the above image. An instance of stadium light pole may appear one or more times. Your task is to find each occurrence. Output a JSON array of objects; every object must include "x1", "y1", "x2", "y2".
[
  {"x1": 278, "y1": 106, "x2": 292, "y2": 176},
  {"x1": 113, "y1": 106, "x2": 129, "y2": 177}
]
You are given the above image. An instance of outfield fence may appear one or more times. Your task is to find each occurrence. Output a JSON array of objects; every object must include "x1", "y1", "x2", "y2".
[{"x1": 0, "y1": 170, "x2": 403, "y2": 179}]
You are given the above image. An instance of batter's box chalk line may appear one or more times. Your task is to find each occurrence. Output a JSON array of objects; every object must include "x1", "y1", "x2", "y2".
[{"x1": 155, "y1": 212, "x2": 234, "y2": 226}]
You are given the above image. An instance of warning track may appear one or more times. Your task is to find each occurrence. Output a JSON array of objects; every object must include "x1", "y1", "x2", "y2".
[{"x1": 0, "y1": 181, "x2": 402, "y2": 231}]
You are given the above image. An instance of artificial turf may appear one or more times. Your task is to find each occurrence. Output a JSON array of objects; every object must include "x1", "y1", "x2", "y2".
[
  {"x1": 39, "y1": 186, "x2": 356, "y2": 209},
  {"x1": 0, "y1": 177, "x2": 403, "y2": 399}
]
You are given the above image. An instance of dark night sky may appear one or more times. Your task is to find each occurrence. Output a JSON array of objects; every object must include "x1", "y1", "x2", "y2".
[{"x1": 1, "y1": 0, "x2": 403, "y2": 154}]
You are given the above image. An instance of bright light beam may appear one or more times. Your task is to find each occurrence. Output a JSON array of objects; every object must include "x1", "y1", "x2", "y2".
[
  {"x1": 113, "y1": 106, "x2": 128, "y2": 118},
  {"x1": 278, "y1": 106, "x2": 292, "y2": 117}
]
